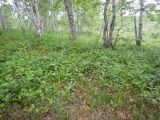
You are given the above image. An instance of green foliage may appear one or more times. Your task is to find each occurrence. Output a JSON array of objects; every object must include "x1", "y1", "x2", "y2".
[{"x1": 0, "y1": 31, "x2": 160, "y2": 119}]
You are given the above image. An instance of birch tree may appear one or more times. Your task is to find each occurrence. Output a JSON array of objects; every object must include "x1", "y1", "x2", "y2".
[
  {"x1": 24, "y1": 0, "x2": 43, "y2": 37},
  {"x1": 137, "y1": 0, "x2": 144, "y2": 46},
  {"x1": 134, "y1": 0, "x2": 144, "y2": 46},
  {"x1": 31, "y1": 0, "x2": 43, "y2": 37},
  {"x1": 103, "y1": 0, "x2": 116, "y2": 48},
  {"x1": 51, "y1": 0, "x2": 59, "y2": 32},
  {"x1": 134, "y1": 16, "x2": 138, "y2": 42},
  {"x1": 64, "y1": 0, "x2": 77, "y2": 41},
  {"x1": 12, "y1": 0, "x2": 25, "y2": 34},
  {"x1": 0, "y1": 7, "x2": 6, "y2": 30},
  {"x1": 0, "y1": 0, "x2": 6, "y2": 30}
]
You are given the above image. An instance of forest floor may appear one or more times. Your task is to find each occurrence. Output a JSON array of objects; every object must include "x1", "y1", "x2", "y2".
[{"x1": 0, "y1": 31, "x2": 160, "y2": 120}]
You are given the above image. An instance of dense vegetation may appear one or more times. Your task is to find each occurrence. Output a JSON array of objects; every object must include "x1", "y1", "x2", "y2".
[
  {"x1": 0, "y1": 30, "x2": 160, "y2": 119},
  {"x1": 0, "y1": 0, "x2": 160, "y2": 119}
]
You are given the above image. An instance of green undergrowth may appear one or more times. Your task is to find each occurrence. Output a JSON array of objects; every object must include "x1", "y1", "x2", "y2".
[{"x1": 0, "y1": 31, "x2": 160, "y2": 119}]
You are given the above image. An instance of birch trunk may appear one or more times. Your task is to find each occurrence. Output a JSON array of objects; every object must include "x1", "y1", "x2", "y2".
[
  {"x1": 26, "y1": 0, "x2": 43, "y2": 37},
  {"x1": 109, "y1": 0, "x2": 116, "y2": 46},
  {"x1": 0, "y1": 5, "x2": 6, "y2": 30},
  {"x1": 51, "y1": 0, "x2": 59, "y2": 32},
  {"x1": 103, "y1": 0, "x2": 110, "y2": 47},
  {"x1": 77, "y1": 12, "x2": 84, "y2": 33},
  {"x1": 134, "y1": 16, "x2": 138, "y2": 42},
  {"x1": 64, "y1": 0, "x2": 77, "y2": 41},
  {"x1": 33, "y1": 0, "x2": 43, "y2": 37},
  {"x1": 103, "y1": 0, "x2": 116, "y2": 48},
  {"x1": 137, "y1": 0, "x2": 144, "y2": 46},
  {"x1": 52, "y1": 12, "x2": 59, "y2": 32},
  {"x1": 13, "y1": 0, "x2": 25, "y2": 35},
  {"x1": 79, "y1": 14, "x2": 84, "y2": 32}
]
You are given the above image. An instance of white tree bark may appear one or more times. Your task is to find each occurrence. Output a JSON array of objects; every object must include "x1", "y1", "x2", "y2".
[
  {"x1": 13, "y1": 0, "x2": 25, "y2": 34},
  {"x1": 64, "y1": 0, "x2": 77, "y2": 41},
  {"x1": 103, "y1": 0, "x2": 110, "y2": 46},
  {"x1": 76, "y1": 11, "x2": 84, "y2": 33},
  {"x1": 51, "y1": 0, "x2": 59, "y2": 32},
  {"x1": 32, "y1": 0, "x2": 43, "y2": 37},
  {"x1": 134, "y1": 16, "x2": 138, "y2": 42},
  {"x1": 25, "y1": 0, "x2": 43, "y2": 37},
  {"x1": 0, "y1": 7, "x2": 6, "y2": 31},
  {"x1": 0, "y1": 0, "x2": 6, "y2": 31},
  {"x1": 103, "y1": 0, "x2": 116, "y2": 48}
]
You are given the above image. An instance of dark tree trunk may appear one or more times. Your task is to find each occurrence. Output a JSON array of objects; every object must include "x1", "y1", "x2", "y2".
[{"x1": 137, "y1": 0, "x2": 144, "y2": 46}]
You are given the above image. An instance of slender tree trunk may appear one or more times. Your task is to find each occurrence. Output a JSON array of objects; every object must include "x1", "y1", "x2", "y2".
[
  {"x1": 77, "y1": 12, "x2": 84, "y2": 33},
  {"x1": 79, "y1": 15, "x2": 84, "y2": 32},
  {"x1": 137, "y1": 0, "x2": 144, "y2": 46},
  {"x1": 26, "y1": 8, "x2": 36, "y2": 31},
  {"x1": 43, "y1": 11, "x2": 49, "y2": 32},
  {"x1": 13, "y1": 0, "x2": 25, "y2": 35},
  {"x1": 52, "y1": 12, "x2": 58, "y2": 32},
  {"x1": 33, "y1": 0, "x2": 43, "y2": 37},
  {"x1": 0, "y1": 7, "x2": 6, "y2": 31},
  {"x1": 103, "y1": 0, "x2": 110, "y2": 47},
  {"x1": 26, "y1": 0, "x2": 43, "y2": 37},
  {"x1": 103, "y1": 0, "x2": 116, "y2": 48},
  {"x1": 109, "y1": 0, "x2": 116, "y2": 45},
  {"x1": 51, "y1": 0, "x2": 59, "y2": 32},
  {"x1": 134, "y1": 16, "x2": 138, "y2": 42},
  {"x1": 64, "y1": 0, "x2": 77, "y2": 41}
]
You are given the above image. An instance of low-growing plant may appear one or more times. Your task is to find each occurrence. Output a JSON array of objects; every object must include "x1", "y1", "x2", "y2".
[{"x1": 0, "y1": 31, "x2": 160, "y2": 119}]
